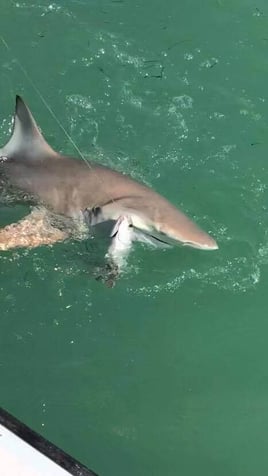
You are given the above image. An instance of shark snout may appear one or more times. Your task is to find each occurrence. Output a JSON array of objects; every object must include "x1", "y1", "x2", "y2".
[
  {"x1": 158, "y1": 217, "x2": 219, "y2": 251},
  {"x1": 182, "y1": 236, "x2": 218, "y2": 250}
]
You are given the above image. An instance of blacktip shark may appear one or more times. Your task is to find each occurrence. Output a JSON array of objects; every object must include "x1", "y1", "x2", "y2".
[{"x1": 0, "y1": 96, "x2": 218, "y2": 270}]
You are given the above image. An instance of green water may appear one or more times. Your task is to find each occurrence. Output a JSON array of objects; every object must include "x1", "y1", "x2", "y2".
[{"x1": 1, "y1": 1, "x2": 268, "y2": 474}]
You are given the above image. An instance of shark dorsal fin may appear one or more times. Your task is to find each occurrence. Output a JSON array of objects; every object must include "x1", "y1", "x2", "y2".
[{"x1": 1, "y1": 96, "x2": 58, "y2": 160}]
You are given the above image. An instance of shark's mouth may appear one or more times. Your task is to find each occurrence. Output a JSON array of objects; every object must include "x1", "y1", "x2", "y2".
[
  {"x1": 133, "y1": 227, "x2": 175, "y2": 248},
  {"x1": 133, "y1": 227, "x2": 214, "y2": 250}
]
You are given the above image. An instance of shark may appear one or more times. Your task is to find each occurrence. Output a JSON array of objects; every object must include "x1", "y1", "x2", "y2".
[{"x1": 0, "y1": 96, "x2": 218, "y2": 264}]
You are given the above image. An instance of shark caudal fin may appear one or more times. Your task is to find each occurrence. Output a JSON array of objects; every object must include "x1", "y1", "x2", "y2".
[{"x1": 0, "y1": 96, "x2": 57, "y2": 161}]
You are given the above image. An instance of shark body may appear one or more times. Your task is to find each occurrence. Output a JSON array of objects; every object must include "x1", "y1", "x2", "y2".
[{"x1": 0, "y1": 96, "x2": 218, "y2": 254}]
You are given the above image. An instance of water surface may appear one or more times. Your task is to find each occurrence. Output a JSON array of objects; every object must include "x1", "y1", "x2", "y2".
[{"x1": 1, "y1": 1, "x2": 268, "y2": 475}]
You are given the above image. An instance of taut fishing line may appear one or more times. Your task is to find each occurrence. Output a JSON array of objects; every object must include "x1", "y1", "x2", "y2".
[{"x1": 0, "y1": 35, "x2": 117, "y2": 209}]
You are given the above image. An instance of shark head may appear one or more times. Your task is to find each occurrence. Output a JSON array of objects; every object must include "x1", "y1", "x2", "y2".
[
  {"x1": 156, "y1": 214, "x2": 218, "y2": 250},
  {"x1": 112, "y1": 204, "x2": 219, "y2": 251},
  {"x1": 142, "y1": 221, "x2": 218, "y2": 251}
]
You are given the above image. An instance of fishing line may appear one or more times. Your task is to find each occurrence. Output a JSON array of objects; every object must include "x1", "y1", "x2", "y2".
[
  {"x1": 0, "y1": 35, "x2": 117, "y2": 210},
  {"x1": 1, "y1": 36, "x2": 91, "y2": 167}
]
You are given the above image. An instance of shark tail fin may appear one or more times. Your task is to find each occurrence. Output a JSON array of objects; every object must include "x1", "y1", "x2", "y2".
[{"x1": 0, "y1": 96, "x2": 57, "y2": 161}]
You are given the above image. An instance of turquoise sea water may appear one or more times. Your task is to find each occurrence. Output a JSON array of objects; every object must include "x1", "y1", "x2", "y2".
[{"x1": 1, "y1": 1, "x2": 268, "y2": 474}]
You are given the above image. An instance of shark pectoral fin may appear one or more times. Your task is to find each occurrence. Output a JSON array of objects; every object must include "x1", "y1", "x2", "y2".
[
  {"x1": 110, "y1": 219, "x2": 121, "y2": 238},
  {"x1": 109, "y1": 215, "x2": 129, "y2": 238},
  {"x1": 0, "y1": 208, "x2": 68, "y2": 251}
]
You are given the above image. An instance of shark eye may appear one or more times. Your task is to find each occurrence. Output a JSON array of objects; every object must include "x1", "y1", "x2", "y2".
[{"x1": 129, "y1": 224, "x2": 133, "y2": 228}]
